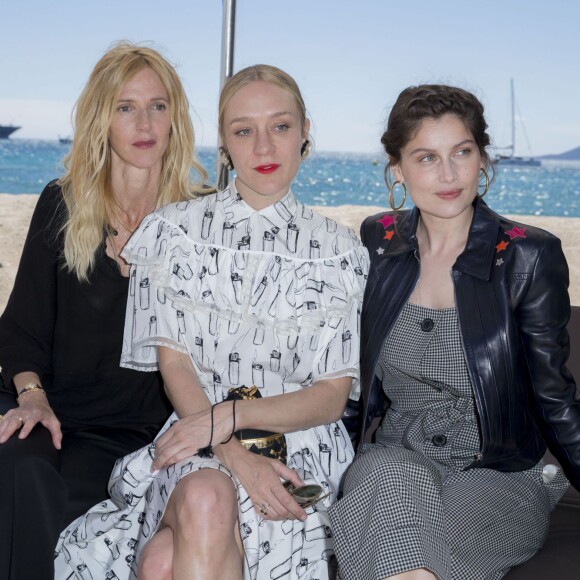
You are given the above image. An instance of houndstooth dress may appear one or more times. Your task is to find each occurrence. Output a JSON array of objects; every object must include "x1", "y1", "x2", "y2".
[{"x1": 329, "y1": 303, "x2": 569, "y2": 580}]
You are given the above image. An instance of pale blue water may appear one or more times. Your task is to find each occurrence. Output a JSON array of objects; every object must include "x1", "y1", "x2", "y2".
[{"x1": 1, "y1": 140, "x2": 579, "y2": 217}]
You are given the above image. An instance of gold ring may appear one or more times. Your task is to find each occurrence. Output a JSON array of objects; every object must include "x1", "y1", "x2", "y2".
[
  {"x1": 260, "y1": 502, "x2": 270, "y2": 515},
  {"x1": 0, "y1": 414, "x2": 4, "y2": 421},
  {"x1": 16, "y1": 416, "x2": 24, "y2": 425}
]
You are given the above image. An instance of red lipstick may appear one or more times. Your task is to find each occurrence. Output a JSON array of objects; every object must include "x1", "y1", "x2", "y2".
[
  {"x1": 133, "y1": 140, "x2": 156, "y2": 149},
  {"x1": 254, "y1": 164, "x2": 280, "y2": 174}
]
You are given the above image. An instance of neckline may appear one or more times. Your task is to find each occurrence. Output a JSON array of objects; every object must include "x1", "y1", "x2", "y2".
[
  {"x1": 219, "y1": 181, "x2": 299, "y2": 231},
  {"x1": 405, "y1": 301, "x2": 455, "y2": 313}
]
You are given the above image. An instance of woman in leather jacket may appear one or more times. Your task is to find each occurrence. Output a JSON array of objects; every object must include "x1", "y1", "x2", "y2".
[{"x1": 329, "y1": 84, "x2": 578, "y2": 580}]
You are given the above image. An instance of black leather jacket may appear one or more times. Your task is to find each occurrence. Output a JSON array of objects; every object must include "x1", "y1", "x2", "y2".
[{"x1": 359, "y1": 197, "x2": 580, "y2": 489}]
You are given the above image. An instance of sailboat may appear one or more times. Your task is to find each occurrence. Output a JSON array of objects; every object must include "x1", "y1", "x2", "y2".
[{"x1": 495, "y1": 79, "x2": 541, "y2": 167}]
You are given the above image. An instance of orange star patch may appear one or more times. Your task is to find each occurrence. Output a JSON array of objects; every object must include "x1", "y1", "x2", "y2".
[
  {"x1": 384, "y1": 230, "x2": 395, "y2": 240},
  {"x1": 496, "y1": 240, "x2": 509, "y2": 252}
]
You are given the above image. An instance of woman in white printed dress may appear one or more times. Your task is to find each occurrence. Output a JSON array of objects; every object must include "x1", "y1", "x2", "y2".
[{"x1": 54, "y1": 64, "x2": 369, "y2": 580}]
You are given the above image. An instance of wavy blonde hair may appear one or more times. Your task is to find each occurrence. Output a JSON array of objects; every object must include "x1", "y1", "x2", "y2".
[{"x1": 59, "y1": 41, "x2": 210, "y2": 281}]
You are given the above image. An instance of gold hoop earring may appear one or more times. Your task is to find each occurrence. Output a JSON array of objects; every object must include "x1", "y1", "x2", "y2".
[
  {"x1": 300, "y1": 139, "x2": 312, "y2": 160},
  {"x1": 388, "y1": 180, "x2": 407, "y2": 211},
  {"x1": 478, "y1": 167, "x2": 489, "y2": 198},
  {"x1": 219, "y1": 146, "x2": 233, "y2": 171}
]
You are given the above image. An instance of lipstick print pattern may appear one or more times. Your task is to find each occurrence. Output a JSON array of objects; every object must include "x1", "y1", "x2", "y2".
[{"x1": 55, "y1": 182, "x2": 369, "y2": 580}]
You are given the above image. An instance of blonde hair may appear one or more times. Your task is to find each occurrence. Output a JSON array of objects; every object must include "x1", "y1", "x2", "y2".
[
  {"x1": 218, "y1": 64, "x2": 308, "y2": 142},
  {"x1": 59, "y1": 41, "x2": 210, "y2": 281}
]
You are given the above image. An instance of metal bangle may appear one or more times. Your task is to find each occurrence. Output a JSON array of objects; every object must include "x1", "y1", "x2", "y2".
[{"x1": 16, "y1": 383, "x2": 46, "y2": 404}]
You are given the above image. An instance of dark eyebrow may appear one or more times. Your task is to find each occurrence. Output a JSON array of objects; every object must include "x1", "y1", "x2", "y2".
[
  {"x1": 408, "y1": 139, "x2": 475, "y2": 156},
  {"x1": 229, "y1": 110, "x2": 295, "y2": 125}
]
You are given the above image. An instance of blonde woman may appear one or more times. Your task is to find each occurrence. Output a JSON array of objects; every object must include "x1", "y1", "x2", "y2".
[
  {"x1": 55, "y1": 65, "x2": 369, "y2": 580},
  {"x1": 0, "y1": 42, "x2": 209, "y2": 579}
]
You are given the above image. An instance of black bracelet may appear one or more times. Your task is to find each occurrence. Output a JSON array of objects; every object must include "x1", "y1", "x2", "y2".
[
  {"x1": 196, "y1": 399, "x2": 237, "y2": 457},
  {"x1": 196, "y1": 404, "x2": 216, "y2": 458},
  {"x1": 222, "y1": 399, "x2": 237, "y2": 444}
]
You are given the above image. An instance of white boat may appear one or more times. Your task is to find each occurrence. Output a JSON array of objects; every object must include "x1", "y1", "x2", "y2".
[{"x1": 494, "y1": 79, "x2": 541, "y2": 167}]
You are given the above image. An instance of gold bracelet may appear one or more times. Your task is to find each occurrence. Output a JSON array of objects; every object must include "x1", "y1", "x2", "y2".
[{"x1": 16, "y1": 383, "x2": 46, "y2": 403}]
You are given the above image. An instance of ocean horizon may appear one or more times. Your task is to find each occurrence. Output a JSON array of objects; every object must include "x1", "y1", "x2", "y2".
[{"x1": 1, "y1": 140, "x2": 579, "y2": 217}]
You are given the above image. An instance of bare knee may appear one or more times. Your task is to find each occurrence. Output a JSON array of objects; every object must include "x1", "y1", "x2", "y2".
[
  {"x1": 138, "y1": 528, "x2": 173, "y2": 580},
  {"x1": 139, "y1": 547, "x2": 172, "y2": 580},
  {"x1": 167, "y1": 470, "x2": 238, "y2": 536},
  {"x1": 159, "y1": 471, "x2": 243, "y2": 578}
]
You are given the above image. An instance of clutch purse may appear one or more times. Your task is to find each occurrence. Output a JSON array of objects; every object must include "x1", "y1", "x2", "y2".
[{"x1": 225, "y1": 385, "x2": 288, "y2": 464}]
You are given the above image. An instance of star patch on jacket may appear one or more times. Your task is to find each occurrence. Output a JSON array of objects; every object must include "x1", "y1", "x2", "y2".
[{"x1": 495, "y1": 225, "x2": 527, "y2": 266}]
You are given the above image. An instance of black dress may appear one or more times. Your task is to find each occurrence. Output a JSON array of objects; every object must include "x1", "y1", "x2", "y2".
[{"x1": 0, "y1": 181, "x2": 172, "y2": 580}]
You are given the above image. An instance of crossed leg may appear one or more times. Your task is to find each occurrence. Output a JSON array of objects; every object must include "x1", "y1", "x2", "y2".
[{"x1": 138, "y1": 468, "x2": 244, "y2": 580}]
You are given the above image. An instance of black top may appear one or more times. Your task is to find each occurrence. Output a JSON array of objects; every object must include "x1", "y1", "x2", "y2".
[{"x1": 0, "y1": 181, "x2": 171, "y2": 433}]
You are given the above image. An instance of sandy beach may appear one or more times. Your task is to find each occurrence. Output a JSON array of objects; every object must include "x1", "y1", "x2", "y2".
[{"x1": 1, "y1": 193, "x2": 579, "y2": 314}]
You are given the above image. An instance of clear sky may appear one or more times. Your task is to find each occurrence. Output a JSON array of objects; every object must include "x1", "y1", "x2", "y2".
[{"x1": 2, "y1": 0, "x2": 578, "y2": 156}]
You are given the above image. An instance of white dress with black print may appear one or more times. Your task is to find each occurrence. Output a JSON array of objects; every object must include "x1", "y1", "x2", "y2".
[
  {"x1": 54, "y1": 183, "x2": 369, "y2": 580},
  {"x1": 329, "y1": 303, "x2": 569, "y2": 580}
]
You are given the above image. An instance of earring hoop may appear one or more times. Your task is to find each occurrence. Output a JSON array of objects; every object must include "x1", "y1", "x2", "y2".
[
  {"x1": 219, "y1": 146, "x2": 234, "y2": 171},
  {"x1": 478, "y1": 167, "x2": 490, "y2": 198},
  {"x1": 388, "y1": 180, "x2": 407, "y2": 211},
  {"x1": 300, "y1": 139, "x2": 312, "y2": 160}
]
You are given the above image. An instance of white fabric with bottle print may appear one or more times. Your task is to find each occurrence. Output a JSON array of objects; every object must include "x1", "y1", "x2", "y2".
[{"x1": 54, "y1": 182, "x2": 369, "y2": 580}]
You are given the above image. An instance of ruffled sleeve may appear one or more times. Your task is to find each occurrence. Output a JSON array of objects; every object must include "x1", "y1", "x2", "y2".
[
  {"x1": 309, "y1": 281, "x2": 364, "y2": 397},
  {"x1": 120, "y1": 211, "x2": 192, "y2": 370}
]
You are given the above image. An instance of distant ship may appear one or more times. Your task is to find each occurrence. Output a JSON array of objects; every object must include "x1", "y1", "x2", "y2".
[
  {"x1": 0, "y1": 124, "x2": 21, "y2": 139},
  {"x1": 58, "y1": 136, "x2": 73, "y2": 145},
  {"x1": 494, "y1": 80, "x2": 541, "y2": 167},
  {"x1": 495, "y1": 155, "x2": 541, "y2": 167}
]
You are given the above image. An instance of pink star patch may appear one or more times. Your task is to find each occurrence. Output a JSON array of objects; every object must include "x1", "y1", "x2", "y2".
[
  {"x1": 505, "y1": 226, "x2": 527, "y2": 240},
  {"x1": 377, "y1": 214, "x2": 397, "y2": 228}
]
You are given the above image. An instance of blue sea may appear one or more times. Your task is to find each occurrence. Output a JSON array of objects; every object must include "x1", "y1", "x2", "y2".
[{"x1": 1, "y1": 139, "x2": 579, "y2": 217}]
